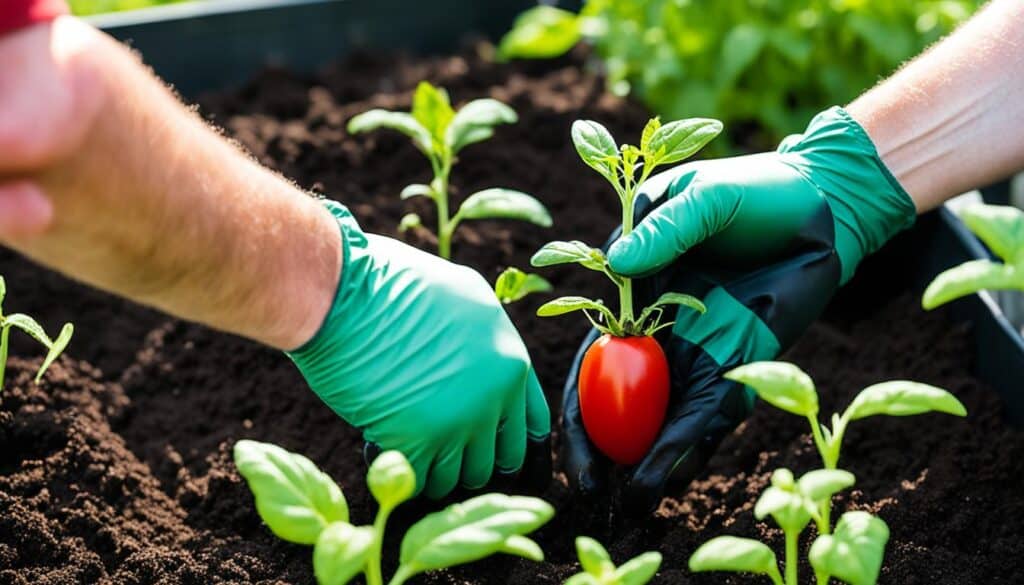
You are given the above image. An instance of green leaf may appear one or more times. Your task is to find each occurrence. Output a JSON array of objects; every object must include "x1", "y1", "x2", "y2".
[
  {"x1": 347, "y1": 110, "x2": 433, "y2": 154},
  {"x1": 650, "y1": 292, "x2": 706, "y2": 314},
  {"x1": 845, "y1": 381, "x2": 967, "y2": 421},
  {"x1": 411, "y1": 82, "x2": 455, "y2": 145},
  {"x1": 958, "y1": 203, "x2": 1024, "y2": 262},
  {"x1": 754, "y1": 469, "x2": 813, "y2": 534},
  {"x1": 645, "y1": 118, "x2": 723, "y2": 167},
  {"x1": 398, "y1": 213, "x2": 422, "y2": 233},
  {"x1": 640, "y1": 117, "x2": 661, "y2": 154},
  {"x1": 724, "y1": 361, "x2": 818, "y2": 417},
  {"x1": 313, "y1": 522, "x2": 373, "y2": 585},
  {"x1": 810, "y1": 512, "x2": 890, "y2": 585},
  {"x1": 457, "y1": 189, "x2": 552, "y2": 227},
  {"x1": 4, "y1": 313, "x2": 51, "y2": 346},
  {"x1": 536, "y1": 296, "x2": 608, "y2": 318},
  {"x1": 446, "y1": 99, "x2": 517, "y2": 153},
  {"x1": 614, "y1": 552, "x2": 662, "y2": 585},
  {"x1": 401, "y1": 184, "x2": 433, "y2": 200},
  {"x1": 689, "y1": 536, "x2": 781, "y2": 581},
  {"x1": 571, "y1": 120, "x2": 619, "y2": 178},
  {"x1": 718, "y1": 25, "x2": 766, "y2": 87},
  {"x1": 494, "y1": 268, "x2": 553, "y2": 304},
  {"x1": 497, "y1": 5, "x2": 581, "y2": 60},
  {"x1": 575, "y1": 536, "x2": 614, "y2": 576},
  {"x1": 499, "y1": 535, "x2": 545, "y2": 561},
  {"x1": 797, "y1": 469, "x2": 855, "y2": 502},
  {"x1": 367, "y1": 450, "x2": 416, "y2": 509},
  {"x1": 398, "y1": 494, "x2": 553, "y2": 576},
  {"x1": 564, "y1": 574, "x2": 600, "y2": 585},
  {"x1": 36, "y1": 323, "x2": 73, "y2": 384},
  {"x1": 530, "y1": 240, "x2": 606, "y2": 271},
  {"x1": 232, "y1": 440, "x2": 348, "y2": 545},
  {"x1": 922, "y1": 259, "x2": 1024, "y2": 310},
  {"x1": 0, "y1": 275, "x2": 6, "y2": 308}
]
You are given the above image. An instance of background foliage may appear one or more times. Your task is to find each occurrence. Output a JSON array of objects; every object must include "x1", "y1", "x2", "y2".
[
  {"x1": 70, "y1": 0, "x2": 189, "y2": 16},
  {"x1": 501, "y1": 0, "x2": 984, "y2": 152}
]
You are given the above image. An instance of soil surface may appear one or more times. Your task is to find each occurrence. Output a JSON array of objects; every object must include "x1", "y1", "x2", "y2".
[{"x1": 2, "y1": 46, "x2": 1023, "y2": 585}]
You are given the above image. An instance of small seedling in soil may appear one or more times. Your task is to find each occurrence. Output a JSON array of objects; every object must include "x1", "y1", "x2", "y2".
[
  {"x1": 689, "y1": 361, "x2": 966, "y2": 585},
  {"x1": 923, "y1": 203, "x2": 1024, "y2": 309},
  {"x1": 348, "y1": 81, "x2": 552, "y2": 259},
  {"x1": 530, "y1": 116, "x2": 719, "y2": 465},
  {"x1": 564, "y1": 536, "x2": 661, "y2": 585},
  {"x1": 494, "y1": 267, "x2": 552, "y2": 304},
  {"x1": 0, "y1": 276, "x2": 73, "y2": 391},
  {"x1": 234, "y1": 441, "x2": 553, "y2": 585}
]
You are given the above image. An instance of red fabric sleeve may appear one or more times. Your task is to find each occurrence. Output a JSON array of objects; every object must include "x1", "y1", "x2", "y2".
[{"x1": 0, "y1": 0, "x2": 69, "y2": 36}]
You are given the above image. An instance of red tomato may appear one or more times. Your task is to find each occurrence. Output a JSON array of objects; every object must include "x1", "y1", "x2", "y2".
[{"x1": 578, "y1": 334, "x2": 670, "y2": 465}]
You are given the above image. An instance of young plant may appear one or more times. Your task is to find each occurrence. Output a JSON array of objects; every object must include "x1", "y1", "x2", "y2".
[
  {"x1": 689, "y1": 361, "x2": 966, "y2": 585},
  {"x1": 922, "y1": 203, "x2": 1024, "y2": 310},
  {"x1": 690, "y1": 468, "x2": 887, "y2": 585},
  {"x1": 0, "y1": 276, "x2": 74, "y2": 391},
  {"x1": 234, "y1": 441, "x2": 553, "y2": 585},
  {"x1": 565, "y1": 536, "x2": 661, "y2": 585},
  {"x1": 348, "y1": 81, "x2": 552, "y2": 259},
  {"x1": 494, "y1": 267, "x2": 552, "y2": 304},
  {"x1": 530, "y1": 117, "x2": 718, "y2": 465}
]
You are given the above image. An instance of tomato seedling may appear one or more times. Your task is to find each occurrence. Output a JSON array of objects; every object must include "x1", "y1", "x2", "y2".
[
  {"x1": 565, "y1": 536, "x2": 661, "y2": 585},
  {"x1": 530, "y1": 117, "x2": 719, "y2": 464},
  {"x1": 0, "y1": 276, "x2": 73, "y2": 392},
  {"x1": 494, "y1": 267, "x2": 552, "y2": 304},
  {"x1": 689, "y1": 361, "x2": 966, "y2": 585},
  {"x1": 922, "y1": 203, "x2": 1024, "y2": 310},
  {"x1": 234, "y1": 441, "x2": 553, "y2": 585},
  {"x1": 348, "y1": 81, "x2": 552, "y2": 259}
]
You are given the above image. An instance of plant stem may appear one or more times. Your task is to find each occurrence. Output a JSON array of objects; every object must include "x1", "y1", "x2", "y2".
[
  {"x1": 816, "y1": 570, "x2": 830, "y2": 585},
  {"x1": 386, "y1": 565, "x2": 416, "y2": 585},
  {"x1": 366, "y1": 503, "x2": 395, "y2": 585},
  {"x1": 0, "y1": 324, "x2": 9, "y2": 393},
  {"x1": 807, "y1": 414, "x2": 829, "y2": 465},
  {"x1": 619, "y1": 190, "x2": 635, "y2": 329},
  {"x1": 433, "y1": 156, "x2": 453, "y2": 259},
  {"x1": 784, "y1": 529, "x2": 799, "y2": 585}
]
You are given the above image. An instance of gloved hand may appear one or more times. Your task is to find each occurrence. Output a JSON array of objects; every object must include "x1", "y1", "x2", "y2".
[
  {"x1": 289, "y1": 200, "x2": 551, "y2": 499},
  {"x1": 562, "y1": 107, "x2": 917, "y2": 513}
]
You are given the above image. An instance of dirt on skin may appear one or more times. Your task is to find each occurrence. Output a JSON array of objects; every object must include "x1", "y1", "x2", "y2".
[{"x1": 1, "y1": 45, "x2": 1022, "y2": 584}]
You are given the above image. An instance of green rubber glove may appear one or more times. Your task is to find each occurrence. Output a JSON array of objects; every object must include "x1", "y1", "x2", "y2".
[
  {"x1": 562, "y1": 107, "x2": 916, "y2": 512},
  {"x1": 288, "y1": 201, "x2": 550, "y2": 499}
]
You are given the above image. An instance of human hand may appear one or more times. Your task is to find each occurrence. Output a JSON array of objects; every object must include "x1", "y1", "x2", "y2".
[
  {"x1": 562, "y1": 107, "x2": 917, "y2": 514},
  {"x1": 289, "y1": 201, "x2": 551, "y2": 499}
]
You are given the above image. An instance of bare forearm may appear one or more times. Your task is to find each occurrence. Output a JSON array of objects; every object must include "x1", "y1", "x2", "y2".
[
  {"x1": 3, "y1": 19, "x2": 340, "y2": 350},
  {"x1": 847, "y1": 0, "x2": 1024, "y2": 212}
]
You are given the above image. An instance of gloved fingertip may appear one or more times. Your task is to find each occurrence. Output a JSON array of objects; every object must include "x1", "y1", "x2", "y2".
[{"x1": 606, "y1": 236, "x2": 642, "y2": 275}]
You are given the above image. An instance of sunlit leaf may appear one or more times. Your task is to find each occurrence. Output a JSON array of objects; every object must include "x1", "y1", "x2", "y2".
[
  {"x1": 810, "y1": 512, "x2": 889, "y2": 585},
  {"x1": 233, "y1": 440, "x2": 348, "y2": 545},
  {"x1": 724, "y1": 361, "x2": 818, "y2": 417},
  {"x1": 845, "y1": 381, "x2": 967, "y2": 421}
]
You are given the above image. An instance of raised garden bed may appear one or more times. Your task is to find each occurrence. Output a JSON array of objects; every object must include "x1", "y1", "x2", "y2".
[{"x1": 2, "y1": 4, "x2": 1023, "y2": 585}]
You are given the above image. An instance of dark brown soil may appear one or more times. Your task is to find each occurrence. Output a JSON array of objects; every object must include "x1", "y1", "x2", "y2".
[{"x1": 1, "y1": 46, "x2": 1022, "y2": 585}]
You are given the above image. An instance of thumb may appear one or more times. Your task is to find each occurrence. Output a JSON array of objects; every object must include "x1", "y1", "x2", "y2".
[{"x1": 608, "y1": 181, "x2": 738, "y2": 276}]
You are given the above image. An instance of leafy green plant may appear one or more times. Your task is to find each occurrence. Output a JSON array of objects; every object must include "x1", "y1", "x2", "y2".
[
  {"x1": 689, "y1": 361, "x2": 966, "y2": 585},
  {"x1": 499, "y1": 1, "x2": 981, "y2": 152},
  {"x1": 348, "y1": 81, "x2": 552, "y2": 259},
  {"x1": 494, "y1": 267, "x2": 553, "y2": 304},
  {"x1": 531, "y1": 117, "x2": 717, "y2": 336},
  {"x1": 234, "y1": 441, "x2": 553, "y2": 585},
  {"x1": 0, "y1": 276, "x2": 73, "y2": 391},
  {"x1": 923, "y1": 203, "x2": 1024, "y2": 310},
  {"x1": 565, "y1": 536, "x2": 661, "y2": 585}
]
